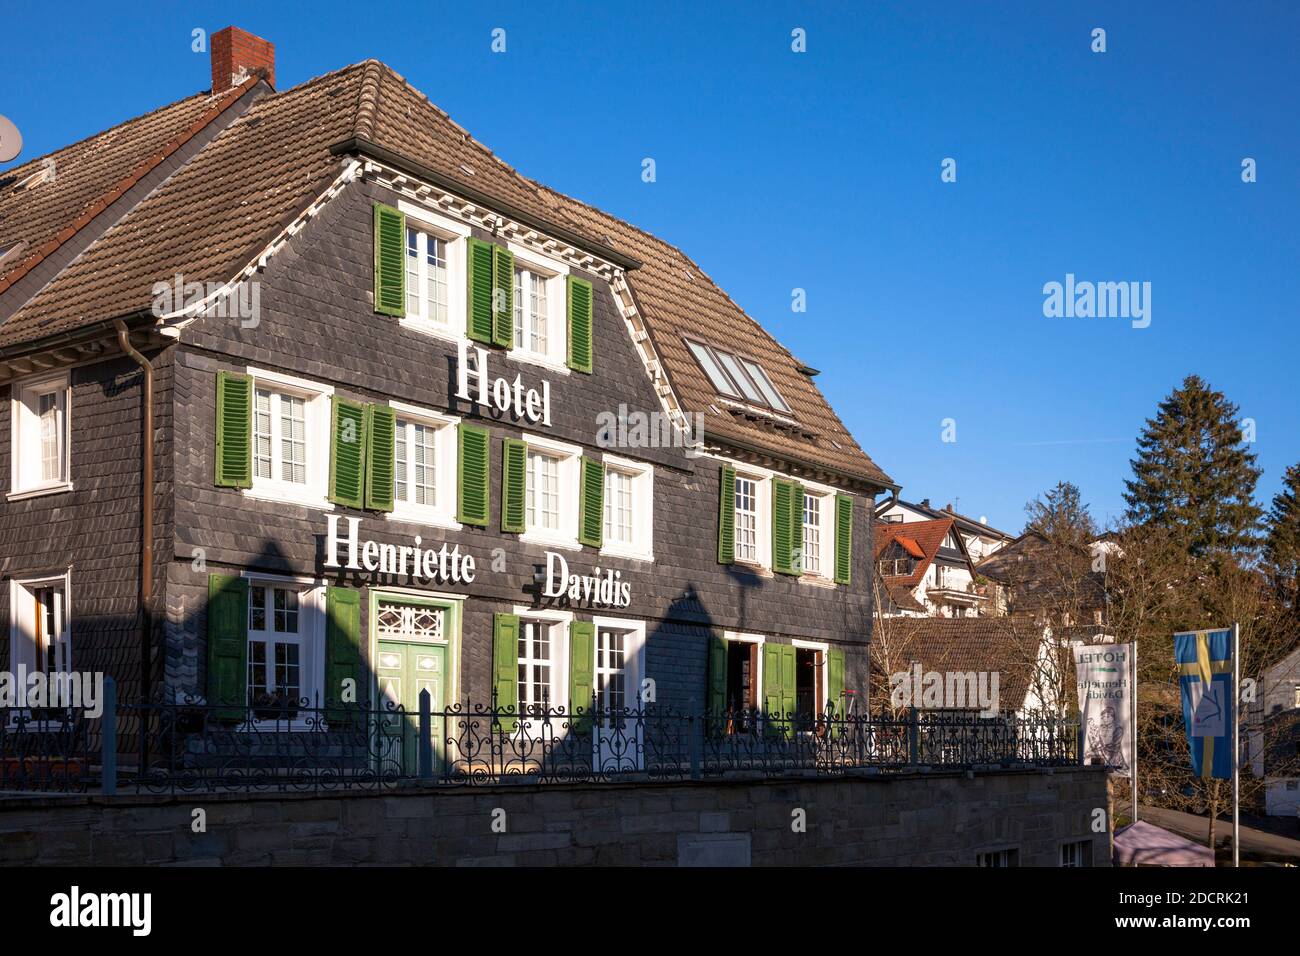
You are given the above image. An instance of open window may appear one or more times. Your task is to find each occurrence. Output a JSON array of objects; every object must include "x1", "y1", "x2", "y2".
[{"x1": 7, "y1": 572, "x2": 72, "y2": 721}]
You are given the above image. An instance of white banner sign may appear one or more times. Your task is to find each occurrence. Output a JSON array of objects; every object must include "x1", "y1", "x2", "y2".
[{"x1": 1072, "y1": 642, "x2": 1135, "y2": 776}]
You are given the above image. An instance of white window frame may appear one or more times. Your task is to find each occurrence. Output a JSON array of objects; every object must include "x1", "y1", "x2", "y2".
[
  {"x1": 590, "y1": 616, "x2": 647, "y2": 715},
  {"x1": 8, "y1": 371, "x2": 72, "y2": 500},
  {"x1": 7, "y1": 571, "x2": 73, "y2": 726},
  {"x1": 520, "y1": 432, "x2": 582, "y2": 551},
  {"x1": 243, "y1": 368, "x2": 332, "y2": 510},
  {"x1": 511, "y1": 605, "x2": 572, "y2": 727},
  {"x1": 599, "y1": 453, "x2": 654, "y2": 562},
  {"x1": 506, "y1": 243, "x2": 569, "y2": 374},
  {"x1": 799, "y1": 485, "x2": 835, "y2": 582},
  {"x1": 1058, "y1": 840, "x2": 1089, "y2": 867},
  {"x1": 732, "y1": 469, "x2": 771, "y2": 569},
  {"x1": 385, "y1": 401, "x2": 461, "y2": 531},
  {"x1": 241, "y1": 572, "x2": 326, "y2": 727},
  {"x1": 397, "y1": 200, "x2": 471, "y2": 342}
]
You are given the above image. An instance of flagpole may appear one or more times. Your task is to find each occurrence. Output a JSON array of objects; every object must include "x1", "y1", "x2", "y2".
[
  {"x1": 1232, "y1": 622, "x2": 1240, "y2": 868},
  {"x1": 1131, "y1": 642, "x2": 1139, "y2": 824}
]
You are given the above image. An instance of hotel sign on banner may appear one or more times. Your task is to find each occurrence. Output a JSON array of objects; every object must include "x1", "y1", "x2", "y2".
[{"x1": 322, "y1": 516, "x2": 633, "y2": 608}]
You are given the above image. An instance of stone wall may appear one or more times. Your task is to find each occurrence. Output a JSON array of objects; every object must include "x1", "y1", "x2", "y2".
[{"x1": 0, "y1": 767, "x2": 1110, "y2": 867}]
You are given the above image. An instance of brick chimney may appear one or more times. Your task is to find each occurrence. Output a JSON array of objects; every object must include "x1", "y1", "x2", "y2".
[{"x1": 210, "y1": 26, "x2": 275, "y2": 93}]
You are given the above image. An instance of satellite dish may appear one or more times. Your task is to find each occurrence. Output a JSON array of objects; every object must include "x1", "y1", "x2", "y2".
[{"x1": 0, "y1": 115, "x2": 23, "y2": 163}]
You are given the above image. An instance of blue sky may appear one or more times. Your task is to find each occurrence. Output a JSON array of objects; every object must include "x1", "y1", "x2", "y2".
[{"x1": 5, "y1": 1, "x2": 1297, "y2": 532}]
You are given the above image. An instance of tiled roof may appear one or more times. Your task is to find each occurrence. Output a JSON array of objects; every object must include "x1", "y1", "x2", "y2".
[
  {"x1": 0, "y1": 61, "x2": 893, "y2": 488},
  {"x1": 874, "y1": 517, "x2": 958, "y2": 588},
  {"x1": 0, "y1": 80, "x2": 256, "y2": 294},
  {"x1": 974, "y1": 532, "x2": 1106, "y2": 612},
  {"x1": 870, "y1": 617, "x2": 1041, "y2": 711}
]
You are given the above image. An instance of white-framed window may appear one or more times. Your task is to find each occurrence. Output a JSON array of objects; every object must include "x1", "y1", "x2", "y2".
[
  {"x1": 245, "y1": 369, "x2": 331, "y2": 509},
  {"x1": 511, "y1": 606, "x2": 571, "y2": 721},
  {"x1": 244, "y1": 575, "x2": 324, "y2": 714},
  {"x1": 801, "y1": 491, "x2": 834, "y2": 578},
  {"x1": 593, "y1": 616, "x2": 648, "y2": 715},
  {"x1": 733, "y1": 472, "x2": 769, "y2": 566},
  {"x1": 406, "y1": 227, "x2": 450, "y2": 326},
  {"x1": 522, "y1": 433, "x2": 581, "y2": 550},
  {"x1": 7, "y1": 572, "x2": 72, "y2": 720},
  {"x1": 397, "y1": 201, "x2": 471, "y2": 341},
  {"x1": 601, "y1": 454, "x2": 654, "y2": 561},
  {"x1": 9, "y1": 371, "x2": 71, "y2": 499},
  {"x1": 387, "y1": 402, "x2": 459, "y2": 529},
  {"x1": 507, "y1": 244, "x2": 568, "y2": 371}
]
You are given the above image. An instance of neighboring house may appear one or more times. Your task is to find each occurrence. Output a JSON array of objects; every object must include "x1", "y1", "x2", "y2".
[
  {"x1": 875, "y1": 497, "x2": 1013, "y2": 563},
  {"x1": 974, "y1": 531, "x2": 1108, "y2": 627},
  {"x1": 874, "y1": 518, "x2": 994, "y2": 618},
  {"x1": 868, "y1": 617, "x2": 1054, "y2": 716},
  {"x1": 0, "y1": 28, "x2": 896, "y2": 750},
  {"x1": 1248, "y1": 644, "x2": 1300, "y2": 817}
]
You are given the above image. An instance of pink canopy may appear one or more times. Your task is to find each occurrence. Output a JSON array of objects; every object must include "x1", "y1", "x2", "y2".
[{"x1": 1113, "y1": 820, "x2": 1214, "y2": 867}]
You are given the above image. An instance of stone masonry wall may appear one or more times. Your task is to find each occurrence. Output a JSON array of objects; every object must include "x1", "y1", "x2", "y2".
[{"x1": 0, "y1": 767, "x2": 1110, "y2": 867}]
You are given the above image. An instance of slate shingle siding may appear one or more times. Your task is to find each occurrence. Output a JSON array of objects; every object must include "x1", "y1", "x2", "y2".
[
  {"x1": 4, "y1": 178, "x2": 877, "y2": 714},
  {"x1": 0, "y1": 355, "x2": 161, "y2": 702}
]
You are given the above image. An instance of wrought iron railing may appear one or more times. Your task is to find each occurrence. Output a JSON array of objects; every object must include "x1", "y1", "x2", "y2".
[
  {"x1": 0, "y1": 708, "x2": 93, "y2": 792},
  {"x1": 1, "y1": 686, "x2": 1081, "y2": 794}
]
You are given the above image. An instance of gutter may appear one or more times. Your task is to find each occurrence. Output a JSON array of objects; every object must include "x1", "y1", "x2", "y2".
[
  {"x1": 329, "y1": 136, "x2": 643, "y2": 272},
  {"x1": 113, "y1": 320, "x2": 155, "y2": 701}
]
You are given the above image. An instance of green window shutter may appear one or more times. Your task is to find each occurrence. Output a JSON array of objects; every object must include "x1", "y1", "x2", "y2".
[
  {"x1": 466, "y1": 237, "x2": 495, "y2": 344},
  {"x1": 707, "y1": 633, "x2": 728, "y2": 730},
  {"x1": 790, "y1": 483, "x2": 805, "y2": 574},
  {"x1": 365, "y1": 403, "x2": 396, "y2": 511},
  {"x1": 491, "y1": 244, "x2": 514, "y2": 348},
  {"x1": 500, "y1": 438, "x2": 527, "y2": 533},
  {"x1": 569, "y1": 620, "x2": 596, "y2": 733},
  {"x1": 373, "y1": 203, "x2": 406, "y2": 317},
  {"x1": 762, "y1": 643, "x2": 784, "y2": 738},
  {"x1": 772, "y1": 478, "x2": 794, "y2": 575},
  {"x1": 717, "y1": 463, "x2": 736, "y2": 564},
  {"x1": 578, "y1": 456, "x2": 605, "y2": 548},
  {"x1": 207, "y1": 573, "x2": 248, "y2": 719},
  {"x1": 834, "y1": 494, "x2": 854, "y2": 585},
  {"x1": 457, "y1": 423, "x2": 490, "y2": 526},
  {"x1": 328, "y1": 397, "x2": 368, "y2": 508},
  {"x1": 492, "y1": 613, "x2": 520, "y2": 733},
  {"x1": 214, "y1": 371, "x2": 252, "y2": 488},
  {"x1": 566, "y1": 275, "x2": 593, "y2": 373},
  {"x1": 325, "y1": 586, "x2": 362, "y2": 707},
  {"x1": 827, "y1": 648, "x2": 845, "y2": 730}
]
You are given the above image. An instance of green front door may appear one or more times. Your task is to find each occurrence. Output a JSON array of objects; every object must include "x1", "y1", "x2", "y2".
[{"x1": 377, "y1": 641, "x2": 446, "y2": 775}]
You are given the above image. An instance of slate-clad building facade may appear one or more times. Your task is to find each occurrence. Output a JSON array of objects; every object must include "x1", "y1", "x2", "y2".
[{"x1": 0, "y1": 30, "x2": 896, "y2": 745}]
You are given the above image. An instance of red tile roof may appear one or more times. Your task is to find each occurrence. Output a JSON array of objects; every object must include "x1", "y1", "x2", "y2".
[{"x1": 874, "y1": 517, "x2": 958, "y2": 588}]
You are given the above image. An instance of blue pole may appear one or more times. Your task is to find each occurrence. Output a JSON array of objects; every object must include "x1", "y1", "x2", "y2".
[{"x1": 101, "y1": 677, "x2": 117, "y2": 796}]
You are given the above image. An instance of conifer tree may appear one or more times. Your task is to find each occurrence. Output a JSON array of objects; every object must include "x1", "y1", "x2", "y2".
[
  {"x1": 1123, "y1": 375, "x2": 1261, "y2": 555},
  {"x1": 1264, "y1": 463, "x2": 1300, "y2": 605}
]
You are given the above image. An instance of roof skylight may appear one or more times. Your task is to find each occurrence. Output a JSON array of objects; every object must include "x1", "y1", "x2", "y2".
[{"x1": 685, "y1": 338, "x2": 792, "y2": 415}]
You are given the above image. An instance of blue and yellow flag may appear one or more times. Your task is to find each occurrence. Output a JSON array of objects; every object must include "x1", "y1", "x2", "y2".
[{"x1": 1174, "y1": 629, "x2": 1234, "y2": 780}]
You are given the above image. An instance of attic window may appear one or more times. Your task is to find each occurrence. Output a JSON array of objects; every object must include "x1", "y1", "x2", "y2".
[
  {"x1": 459, "y1": 163, "x2": 476, "y2": 177},
  {"x1": 684, "y1": 338, "x2": 792, "y2": 415},
  {"x1": 0, "y1": 240, "x2": 28, "y2": 271}
]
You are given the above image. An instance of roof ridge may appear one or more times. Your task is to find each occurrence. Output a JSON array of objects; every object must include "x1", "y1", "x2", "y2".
[{"x1": 352, "y1": 60, "x2": 384, "y2": 141}]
